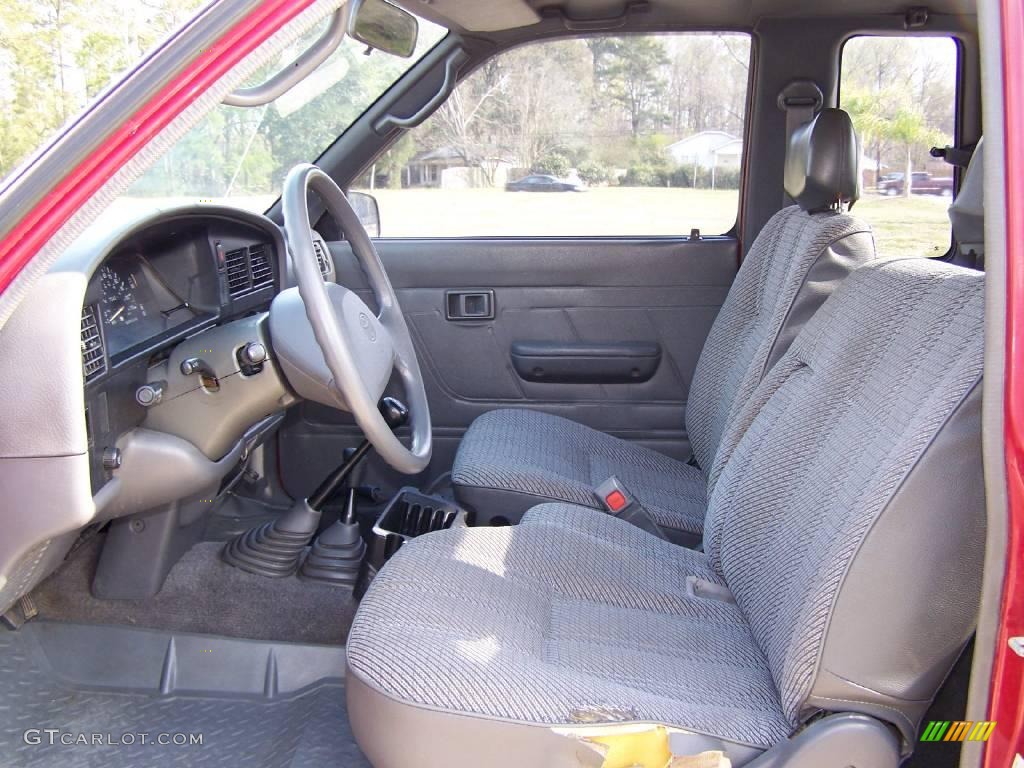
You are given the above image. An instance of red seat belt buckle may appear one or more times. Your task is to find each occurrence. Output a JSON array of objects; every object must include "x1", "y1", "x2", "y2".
[
  {"x1": 605, "y1": 489, "x2": 628, "y2": 512},
  {"x1": 595, "y1": 476, "x2": 635, "y2": 516}
]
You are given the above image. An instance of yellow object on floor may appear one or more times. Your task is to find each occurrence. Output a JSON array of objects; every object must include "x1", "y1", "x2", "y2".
[{"x1": 557, "y1": 722, "x2": 732, "y2": 768}]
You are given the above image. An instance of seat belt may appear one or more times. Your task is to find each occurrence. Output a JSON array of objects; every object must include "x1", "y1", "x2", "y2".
[
  {"x1": 594, "y1": 476, "x2": 669, "y2": 540},
  {"x1": 777, "y1": 79, "x2": 823, "y2": 206}
]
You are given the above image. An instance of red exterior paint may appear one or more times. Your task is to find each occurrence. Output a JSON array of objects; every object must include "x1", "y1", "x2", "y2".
[
  {"x1": 986, "y1": 0, "x2": 1024, "y2": 765},
  {"x1": 0, "y1": 0, "x2": 316, "y2": 293}
]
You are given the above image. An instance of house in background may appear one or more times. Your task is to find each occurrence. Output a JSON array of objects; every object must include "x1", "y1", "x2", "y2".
[
  {"x1": 404, "y1": 147, "x2": 515, "y2": 188},
  {"x1": 666, "y1": 131, "x2": 743, "y2": 170}
]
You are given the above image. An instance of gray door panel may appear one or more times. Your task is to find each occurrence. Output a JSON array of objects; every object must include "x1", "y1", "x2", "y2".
[{"x1": 278, "y1": 238, "x2": 736, "y2": 499}]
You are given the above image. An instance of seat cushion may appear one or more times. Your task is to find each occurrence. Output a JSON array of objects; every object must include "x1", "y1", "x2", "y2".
[
  {"x1": 452, "y1": 409, "x2": 706, "y2": 539},
  {"x1": 347, "y1": 503, "x2": 790, "y2": 768}
]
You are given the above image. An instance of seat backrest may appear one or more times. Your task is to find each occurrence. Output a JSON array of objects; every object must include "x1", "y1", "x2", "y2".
[
  {"x1": 704, "y1": 258, "x2": 985, "y2": 747},
  {"x1": 685, "y1": 108, "x2": 874, "y2": 482}
]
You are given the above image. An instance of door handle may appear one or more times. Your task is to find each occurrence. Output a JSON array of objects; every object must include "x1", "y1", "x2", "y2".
[{"x1": 446, "y1": 290, "x2": 495, "y2": 321}]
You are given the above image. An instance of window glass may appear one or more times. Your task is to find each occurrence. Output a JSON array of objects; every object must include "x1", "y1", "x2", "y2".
[
  {"x1": 840, "y1": 36, "x2": 958, "y2": 257},
  {"x1": 116, "y1": 16, "x2": 446, "y2": 213},
  {"x1": 355, "y1": 33, "x2": 751, "y2": 237},
  {"x1": 0, "y1": 0, "x2": 445, "y2": 211},
  {"x1": 1, "y1": 0, "x2": 208, "y2": 184}
]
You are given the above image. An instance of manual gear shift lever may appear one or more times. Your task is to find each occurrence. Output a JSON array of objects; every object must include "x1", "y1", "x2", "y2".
[{"x1": 222, "y1": 397, "x2": 411, "y2": 581}]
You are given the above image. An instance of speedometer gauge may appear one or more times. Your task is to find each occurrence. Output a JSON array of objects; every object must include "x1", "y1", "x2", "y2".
[{"x1": 99, "y1": 265, "x2": 147, "y2": 327}]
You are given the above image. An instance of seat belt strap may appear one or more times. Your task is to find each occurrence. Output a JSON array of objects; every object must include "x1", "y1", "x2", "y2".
[{"x1": 777, "y1": 80, "x2": 823, "y2": 206}]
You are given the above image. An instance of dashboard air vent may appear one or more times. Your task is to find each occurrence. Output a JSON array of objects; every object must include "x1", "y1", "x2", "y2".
[
  {"x1": 224, "y1": 244, "x2": 274, "y2": 298},
  {"x1": 249, "y1": 244, "x2": 273, "y2": 289},
  {"x1": 312, "y1": 239, "x2": 331, "y2": 277},
  {"x1": 225, "y1": 247, "x2": 251, "y2": 296},
  {"x1": 81, "y1": 305, "x2": 106, "y2": 382}
]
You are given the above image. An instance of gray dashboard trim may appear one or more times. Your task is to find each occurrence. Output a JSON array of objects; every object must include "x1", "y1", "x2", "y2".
[
  {"x1": 93, "y1": 427, "x2": 245, "y2": 521},
  {"x1": 52, "y1": 204, "x2": 288, "y2": 287}
]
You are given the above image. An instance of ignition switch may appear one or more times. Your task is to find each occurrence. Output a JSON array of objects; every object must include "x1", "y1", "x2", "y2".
[{"x1": 179, "y1": 356, "x2": 220, "y2": 392}]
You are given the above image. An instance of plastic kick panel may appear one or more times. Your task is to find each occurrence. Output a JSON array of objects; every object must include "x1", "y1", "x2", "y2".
[{"x1": 0, "y1": 621, "x2": 370, "y2": 768}]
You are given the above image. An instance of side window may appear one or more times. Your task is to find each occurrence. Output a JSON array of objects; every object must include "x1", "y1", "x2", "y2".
[
  {"x1": 354, "y1": 33, "x2": 751, "y2": 237},
  {"x1": 840, "y1": 36, "x2": 959, "y2": 257}
]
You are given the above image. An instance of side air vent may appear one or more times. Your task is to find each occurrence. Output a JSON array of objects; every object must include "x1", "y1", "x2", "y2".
[
  {"x1": 81, "y1": 305, "x2": 106, "y2": 382},
  {"x1": 312, "y1": 239, "x2": 332, "y2": 277},
  {"x1": 225, "y1": 243, "x2": 274, "y2": 298}
]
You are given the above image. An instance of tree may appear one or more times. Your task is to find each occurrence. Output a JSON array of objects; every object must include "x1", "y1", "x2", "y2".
[
  {"x1": 843, "y1": 88, "x2": 890, "y2": 184},
  {"x1": 428, "y1": 71, "x2": 505, "y2": 171},
  {"x1": 0, "y1": 0, "x2": 207, "y2": 180},
  {"x1": 840, "y1": 37, "x2": 955, "y2": 190},
  {"x1": 599, "y1": 37, "x2": 668, "y2": 137},
  {"x1": 376, "y1": 133, "x2": 417, "y2": 188},
  {"x1": 882, "y1": 108, "x2": 945, "y2": 197}
]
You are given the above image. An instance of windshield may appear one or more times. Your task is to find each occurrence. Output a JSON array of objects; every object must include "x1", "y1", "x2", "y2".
[{"x1": 115, "y1": 12, "x2": 446, "y2": 215}]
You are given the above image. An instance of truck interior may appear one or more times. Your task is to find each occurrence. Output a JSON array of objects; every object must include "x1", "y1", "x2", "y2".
[{"x1": 0, "y1": 0, "x2": 1006, "y2": 766}]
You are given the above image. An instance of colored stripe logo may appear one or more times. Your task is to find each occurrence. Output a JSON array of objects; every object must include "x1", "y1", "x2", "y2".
[{"x1": 921, "y1": 721, "x2": 996, "y2": 742}]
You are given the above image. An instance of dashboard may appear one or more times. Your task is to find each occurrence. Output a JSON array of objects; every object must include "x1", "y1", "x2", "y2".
[
  {"x1": 72, "y1": 208, "x2": 318, "y2": 497},
  {"x1": 0, "y1": 203, "x2": 343, "y2": 614},
  {"x1": 82, "y1": 214, "x2": 283, "y2": 376}
]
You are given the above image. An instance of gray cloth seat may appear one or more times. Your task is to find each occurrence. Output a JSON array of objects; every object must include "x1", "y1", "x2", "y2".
[
  {"x1": 349, "y1": 505, "x2": 789, "y2": 762},
  {"x1": 450, "y1": 408, "x2": 707, "y2": 536},
  {"x1": 348, "y1": 258, "x2": 986, "y2": 767},
  {"x1": 453, "y1": 109, "x2": 876, "y2": 538}
]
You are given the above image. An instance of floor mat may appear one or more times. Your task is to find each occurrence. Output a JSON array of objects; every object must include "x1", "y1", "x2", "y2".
[
  {"x1": 30, "y1": 536, "x2": 358, "y2": 645},
  {"x1": 0, "y1": 622, "x2": 371, "y2": 768}
]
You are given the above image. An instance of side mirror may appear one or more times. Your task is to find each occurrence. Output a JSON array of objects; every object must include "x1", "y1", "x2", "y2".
[
  {"x1": 346, "y1": 0, "x2": 419, "y2": 59},
  {"x1": 348, "y1": 191, "x2": 381, "y2": 238}
]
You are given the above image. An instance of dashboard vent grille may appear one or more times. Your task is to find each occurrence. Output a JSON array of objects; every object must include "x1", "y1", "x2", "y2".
[
  {"x1": 312, "y1": 240, "x2": 331, "y2": 277},
  {"x1": 81, "y1": 305, "x2": 106, "y2": 382},
  {"x1": 249, "y1": 244, "x2": 273, "y2": 289},
  {"x1": 224, "y1": 244, "x2": 274, "y2": 299},
  {"x1": 225, "y1": 247, "x2": 251, "y2": 296}
]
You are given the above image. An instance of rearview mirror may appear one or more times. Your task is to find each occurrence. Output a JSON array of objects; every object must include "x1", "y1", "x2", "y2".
[
  {"x1": 348, "y1": 191, "x2": 381, "y2": 238},
  {"x1": 347, "y1": 0, "x2": 419, "y2": 59}
]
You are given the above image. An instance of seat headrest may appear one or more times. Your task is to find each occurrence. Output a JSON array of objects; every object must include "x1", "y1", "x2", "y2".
[
  {"x1": 949, "y1": 138, "x2": 985, "y2": 256},
  {"x1": 784, "y1": 108, "x2": 861, "y2": 213}
]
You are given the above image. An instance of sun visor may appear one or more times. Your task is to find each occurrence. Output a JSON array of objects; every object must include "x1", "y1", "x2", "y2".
[{"x1": 391, "y1": 0, "x2": 540, "y2": 32}]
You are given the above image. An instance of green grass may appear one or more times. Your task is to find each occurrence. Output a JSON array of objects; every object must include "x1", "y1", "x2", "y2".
[
  {"x1": 367, "y1": 186, "x2": 951, "y2": 259},
  {"x1": 855, "y1": 194, "x2": 953, "y2": 258},
  {"x1": 368, "y1": 186, "x2": 741, "y2": 238}
]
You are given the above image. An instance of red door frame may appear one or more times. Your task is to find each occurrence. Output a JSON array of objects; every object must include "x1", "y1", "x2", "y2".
[
  {"x1": 0, "y1": 0, "x2": 1021, "y2": 764},
  {"x1": 986, "y1": 0, "x2": 1024, "y2": 763}
]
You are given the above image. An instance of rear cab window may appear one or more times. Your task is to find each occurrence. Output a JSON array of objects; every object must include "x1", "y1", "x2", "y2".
[
  {"x1": 839, "y1": 35, "x2": 960, "y2": 257},
  {"x1": 353, "y1": 33, "x2": 752, "y2": 237}
]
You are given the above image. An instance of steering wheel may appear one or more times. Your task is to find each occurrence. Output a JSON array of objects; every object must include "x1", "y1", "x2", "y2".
[{"x1": 269, "y1": 164, "x2": 431, "y2": 475}]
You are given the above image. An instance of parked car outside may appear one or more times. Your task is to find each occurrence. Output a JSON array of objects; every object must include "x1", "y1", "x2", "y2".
[
  {"x1": 877, "y1": 171, "x2": 954, "y2": 196},
  {"x1": 505, "y1": 174, "x2": 585, "y2": 192}
]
